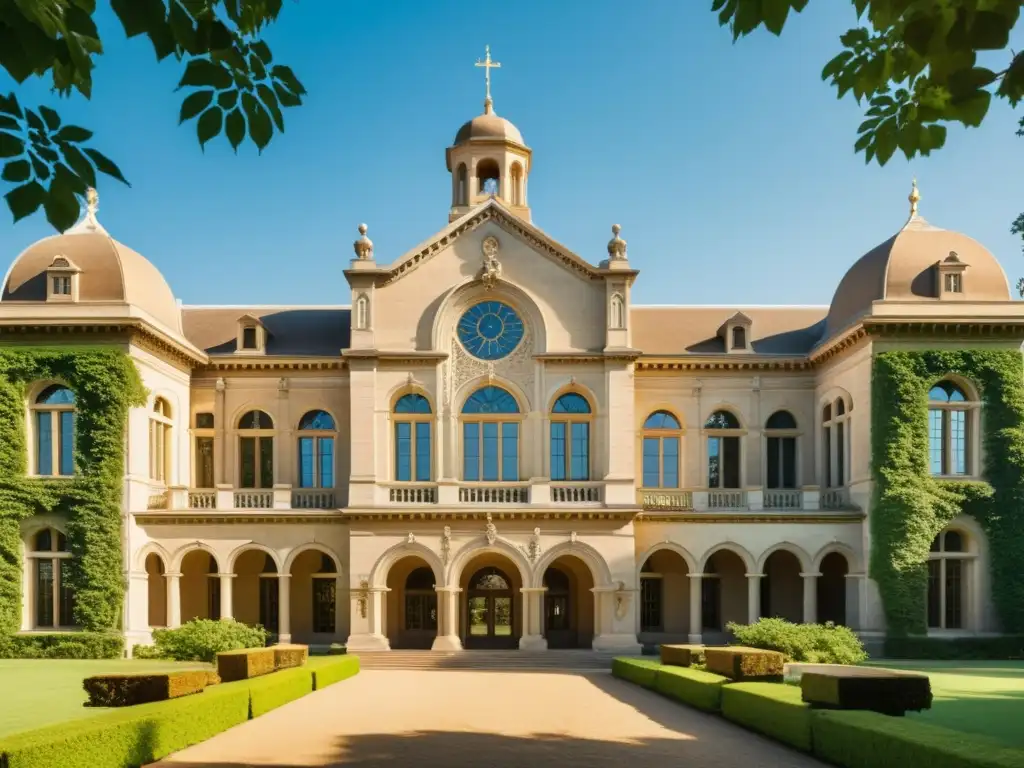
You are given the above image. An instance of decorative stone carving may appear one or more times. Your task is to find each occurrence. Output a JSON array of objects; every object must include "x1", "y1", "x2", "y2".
[
  {"x1": 440, "y1": 525, "x2": 452, "y2": 565},
  {"x1": 526, "y1": 527, "x2": 542, "y2": 563},
  {"x1": 607, "y1": 224, "x2": 627, "y2": 261},
  {"x1": 613, "y1": 581, "x2": 630, "y2": 619},
  {"x1": 448, "y1": 327, "x2": 533, "y2": 408},
  {"x1": 485, "y1": 512, "x2": 497, "y2": 545},
  {"x1": 215, "y1": 377, "x2": 226, "y2": 392},
  {"x1": 480, "y1": 235, "x2": 502, "y2": 290},
  {"x1": 407, "y1": 532, "x2": 416, "y2": 545},
  {"x1": 357, "y1": 579, "x2": 369, "y2": 618},
  {"x1": 569, "y1": 531, "x2": 578, "y2": 545},
  {"x1": 353, "y1": 223, "x2": 374, "y2": 260}
]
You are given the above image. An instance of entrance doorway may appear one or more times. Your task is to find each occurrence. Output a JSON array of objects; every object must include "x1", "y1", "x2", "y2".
[
  {"x1": 543, "y1": 566, "x2": 574, "y2": 648},
  {"x1": 465, "y1": 566, "x2": 516, "y2": 649},
  {"x1": 541, "y1": 556, "x2": 595, "y2": 649}
]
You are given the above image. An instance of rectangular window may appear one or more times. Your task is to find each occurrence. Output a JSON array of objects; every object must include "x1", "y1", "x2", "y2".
[
  {"x1": 313, "y1": 579, "x2": 336, "y2": 633},
  {"x1": 782, "y1": 436, "x2": 797, "y2": 488},
  {"x1": 927, "y1": 559, "x2": 941, "y2": 628},
  {"x1": 701, "y1": 577, "x2": 721, "y2": 630},
  {"x1": 195, "y1": 436, "x2": 214, "y2": 488},
  {"x1": 551, "y1": 422, "x2": 566, "y2": 481},
  {"x1": 58, "y1": 411, "x2": 74, "y2": 476},
  {"x1": 36, "y1": 559, "x2": 54, "y2": 627},
  {"x1": 415, "y1": 423, "x2": 431, "y2": 481},
  {"x1": 259, "y1": 577, "x2": 279, "y2": 633},
  {"x1": 640, "y1": 577, "x2": 662, "y2": 631},
  {"x1": 319, "y1": 437, "x2": 334, "y2": 488},
  {"x1": 950, "y1": 410, "x2": 966, "y2": 475},
  {"x1": 707, "y1": 436, "x2": 720, "y2": 488},
  {"x1": 37, "y1": 411, "x2": 52, "y2": 475},
  {"x1": 662, "y1": 436, "x2": 679, "y2": 488},
  {"x1": 240, "y1": 437, "x2": 256, "y2": 488},
  {"x1": 482, "y1": 422, "x2": 499, "y2": 481},
  {"x1": 835, "y1": 423, "x2": 845, "y2": 487},
  {"x1": 59, "y1": 559, "x2": 75, "y2": 626},
  {"x1": 642, "y1": 437, "x2": 660, "y2": 488},
  {"x1": 395, "y1": 423, "x2": 411, "y2": 481},
  {"x1": 196, "y1": 412, "x2": 215, "y2": 429},
  {"x1": 929, "y1": 410, "x2": 943, "y2": 475},
  {"x1": 501, "y1": 422, "x2": 518, "y2": 481},
  {"x1": 52, "y1": 276, "x2": 71, "y2": 295},
  {"x1": 259, "y1": 436, "x2": 273, "y2": 488},
  {"x1": 722, "y1": 436, "x2": 740, "y2": 488},
  {"x1": 823, "y1": 426, "x2": 832, "y2": 487},
  {"x1": 242, "y1": 326, "x2": 257, "y2": 349},
  {"x1": 570, "y1": 422, "x2": 589, "y2": 480},
  {"x1": 945, "y1": 559, "x2": 963, "y2": 629},
  {"x1": 299, "y1": 436, "x2": 316, "y2": 488},
  {"x1": 766, "y1": 436, "x2": 780, "y2": 489},
  {"x1": 945, "y1": 272, "x2": 962, "y2": 293},
  {"x1": 463, "y1": 423, "x2": 480, "y2": 481},
  {"x1": 208, "y1": 576, "x2": 221, "y2": 620}
]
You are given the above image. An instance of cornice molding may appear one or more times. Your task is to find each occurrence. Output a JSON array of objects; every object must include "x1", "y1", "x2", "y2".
[
  {"x1": 135, "y1": 512, "x2": 346, "y2": 525},
  {"x1": 200, "y1": 357, "x2": 346, "y2": 373},
  {"x1": 635, "y1": 357, "x2": 812, "y2": 372},
  {"x1": 636, "y1": 512, "x2": 864, "y2": 524},
  {"x1": 341, "y1": 508, "x2": 639, "y2": 522}
]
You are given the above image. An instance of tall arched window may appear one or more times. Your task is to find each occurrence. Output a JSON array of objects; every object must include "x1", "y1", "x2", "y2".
[
  {"x1": 642, "y1": 411, "x2": 682, "y2": 488},
  {"x1": 550, "y1": 393, "x2": 591, "y2": 481},
  {"x1": 32, "y1": 384, "x2": 75, "y2": 476},
  {"x1": 462, "y1": 386, "x2": 520, "y2": 481},
  {"x1": 239, "y1": 410, "x2": 274, "y2": 489},
  {"x1": 149, "y1": 398, "x2": 173, "y2": 483},
  {"x1": 354, "y1": 294, "x2": 369, "y2": 330},
  {"x1": 510, "y1": 163, "x2": 523, "y2": 206},
  {"x1": 394, "y1": 394, "x2": 432, "y2": 482},
  {"x1": 477, "y1": 158, "x2": 500, "y2": 196},
  {"x1": 822, "y1": 397, "x2": 851, "y2": 487},
  {"x1": 28, "y1": 527, "x2": 74, "y2": 628},
  {"x1": 298, "y1": 410, "x2": 335, "y2": 489},
  {"x1": 609, "y1": 293, "x2": 625, "y2": 330},
  {"x1": 457, "y1": 163, "x2": 468, "y2": 205},
  {"x1": 764, "y1": 410, "x2": 797, "y2": 489},
  {"x1": 928, "y1": 529, "x2": 972, "y2": 629},
  {"x1": 193, "y1": 412, "x2": 215, "y2": 488},
  {"x1": 705, "y1": 410, "x2": 741, "y2": 488},
  {"x1": 929, "y1": 381, "x2": 971, "y2": 476}
]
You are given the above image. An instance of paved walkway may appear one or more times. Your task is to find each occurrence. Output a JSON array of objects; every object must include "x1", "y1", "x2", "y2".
[{"x1": 153, "y1": 670, "x2": 824, "y2": 767}]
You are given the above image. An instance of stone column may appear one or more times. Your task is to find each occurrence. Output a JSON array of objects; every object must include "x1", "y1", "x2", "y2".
[
  {"x1": 801, "y1": 572, "x2": 820, "y2": 624},
  {"x1": 277, "y1": 574, "x2": 292, "y2": 642},
  {"x1": 335, "y1": 573, "x2": 346, "y2": 640},
  {"x1": 746, "y1": 573, "x2": 763, "y2": 623},
  {"x1": 214, "y1": 378, "x2": 226, "y2": 486},
  {"x1": 346, "y1": 586, "x2": 392, "y2": 652},
  {"x1": 219, "y1": 573, "x2": 235, "y2": 620},
  {"x1": 432, "y1": 586, "x2": 463, "y2": 651},
  {"x1": 166, "y1": 571, "x2": 182, "y2": 628},
  {"x1": 518, "y1": 587, "x2": 547, "y2": 650},
  {"x1": 845, "y1": 572, "x2": 865, "y2": 630},
  {"x1": 687, "y1": 573, "x2": 703, "y2": 643}
]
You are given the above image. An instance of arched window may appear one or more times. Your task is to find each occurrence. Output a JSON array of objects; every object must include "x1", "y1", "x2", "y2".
[
  {"x1": 477, "y1": 158, "x2": 500, "y2": 196},
  {"x1": 298, "y1": 410, "x2": 335, "y2": 489},
  {"x1": 462, "y1": 386, "x2": 520, "y2": 481},
  {"x1": 394, "y1": 394, "x2": 432, "y2": 482},
  {"x1": 457, "y1": 163, "x2": 468, "y2": 205},
  {"x1": 27, "y1": 527, "x2": 74, "y2": 628},
  {"x1": 609, "y1": 293, "x2": 625, "y2": 330},
  {"x1": 32, "y1": 384, "x2": 75, "y2": 476},
  {"x1": 354, "y1": 294, "x2": 369, "y2": 330},
  {"x1": 928, "y1": 529, "x2": 971, "y2": 629},
  {"x1": 510, "y1": 163, "x2": 523, "y2": 206},
  {"x1": 550, "y1": 393, "x2": 591, "y2": 481},
  {"x1": 822, "y1": 397, "x2": 851, "y2": 488},
  {"x1": 404, "y1": 566, "x2": 437, "y2": 632},
  {"x1": 764, "y1": 410, "x2": 797, "y2": 489},
  {"x1": 642, "y1": 410, "x2": 682, "y2": 488},
  {"x1": 238, "y1": 410, "x2": 274, "y2": 489},
  {"x1": 149, "y1": 398, "x2": 173, "y2": 484},
  {"x1": 705, "y1": 410, "x2": 741, "y2": 489},
  {"x1": 193, "y1": 412, "x2": 215, "y2": 488},
  {"x1": 929, "y1": 381, "x2": 971, "y2": 476}
]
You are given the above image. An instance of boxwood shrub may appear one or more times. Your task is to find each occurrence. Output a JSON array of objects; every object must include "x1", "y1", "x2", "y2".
[
  {"x1": 611, "y1": 657, "x2": 660, "y2": 690},
  {"x1": 217, "y1": 647, "x2": 276, "y2": 682},
  {"x1": 83, "y1": 670, "x2": 210, "y2": 707},
  {"x1": 0, "y1": 632, "x2": 123, "y2": 660},
  {"x1": 312, "y1": 656, "x2": 360, "y2": 690},
  {"x1": 248, "y1": 667, "x2": 313, "y2": 718},
  {"x1": 653, "y1": 665, "x2": 728, "y2": 712},
  {"x1": 704, "y1": 646, "x2": 785, "y2": 682},
  {"x1": 727, "y1": 618, "x2": 867, "y2": 664},
  {"x1": 721, "y1": 682, "x2": 812, "y2": 752},
  {"x1": 883, "y1": 635, "x2": 1024, "y2": 660},
  {"x1": 145, "y1": 619, "x2": 268, "y2": 663}
]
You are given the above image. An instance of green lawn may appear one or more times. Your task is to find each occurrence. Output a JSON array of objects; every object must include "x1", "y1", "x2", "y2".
[
  {"x1": 0, "y1": 658, "x2": 209, "y2": 739},
  {"x1": 867, "y1": 660, "x2": 1024, "y2": 748}
]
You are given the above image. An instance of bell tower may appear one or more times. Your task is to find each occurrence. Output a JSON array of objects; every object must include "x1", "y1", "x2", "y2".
[{"x1": 446, "y1": 46, "x2": 532, "y2": 223}]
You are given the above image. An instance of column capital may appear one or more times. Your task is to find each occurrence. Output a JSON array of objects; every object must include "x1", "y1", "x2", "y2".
[
  {"x1": 218, "y1": 572, "x2": 238, "y2": 579},
  {"x1": 800, "y1": 572, "x2": 822, "y2": 579},
  {"x1": 520, "y1": 587, "x2": 547, "y2": 593},
  {"x1": 277, "y1": 573, "x2": 292, "y2": 581},
  {"x1": 686, "y1": 573, "x2": 705, "y2": 579},
  {"x1": 435, "y1": 586, "x2": 463, "y2": 593},
  {"x1": 744, "y1": 572, "x2": 765, "y2": 579},
  {"x1": 165, "y1": 571, "x2": 183, "y2": 579}
]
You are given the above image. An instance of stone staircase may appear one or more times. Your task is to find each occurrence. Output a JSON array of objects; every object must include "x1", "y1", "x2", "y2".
[{"x1": 353, "y1": 649, "x2": 622, "y2": 671}]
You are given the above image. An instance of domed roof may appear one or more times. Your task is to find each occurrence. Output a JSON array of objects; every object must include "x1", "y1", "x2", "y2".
[
  {"x1": 824, "y1": 195, "x2": 1011, "y2": 341},
  {"x1": 1, "y1": 195, "x2": 183, "y2": 335},
  {"x1": 454, "y1": 103, "x2": 525, "y2": 146}
]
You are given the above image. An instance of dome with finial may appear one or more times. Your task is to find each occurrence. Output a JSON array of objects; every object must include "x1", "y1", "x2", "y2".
[
  {"x1": 823, "y1": 180, "x2": 1010, "y2": 342},
  {"x1": 1, "y1": 187, "x2": 183, "y2": 335},
  {"x1": 452, "y1": 45, "x2": 525, "y2": 147}
]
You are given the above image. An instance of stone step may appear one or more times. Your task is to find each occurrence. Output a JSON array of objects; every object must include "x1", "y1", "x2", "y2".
[{"x1": 353, "y1": 650, "x2": 620, "y2": 671}]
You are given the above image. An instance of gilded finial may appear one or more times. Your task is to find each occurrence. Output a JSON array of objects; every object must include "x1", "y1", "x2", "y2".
[
  {"x1": 86, "y1": 187, "x2": 98, "y2": 214},
  {"x1": 66, "y1": 186, "x2": 107, "y2": 234},
  {"x1": 353, "y1": 223, "x2": 374, "y2": 261},
  {"x1": 475, "y1": 45, "x2": 502, "y2": 114},
  {"x1": 909, "y1": 178, "x2": 920, "y2": 217},
  {"x1": 607, "y1": 223, "x2": 627, "y2": 261}
]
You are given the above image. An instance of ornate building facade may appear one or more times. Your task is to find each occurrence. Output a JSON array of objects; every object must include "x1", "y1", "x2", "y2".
[{"x1": 2, "y1": 70, "x2": 1019, "y2": 655}]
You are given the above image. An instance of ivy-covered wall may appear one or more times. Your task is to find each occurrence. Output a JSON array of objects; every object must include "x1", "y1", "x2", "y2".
[
  {"x1": 0, "y1": 348, "x2": 145, "y2": 648},
  {"x1": 870, "y1": 349, "x2": 1024, "y2": 636}
]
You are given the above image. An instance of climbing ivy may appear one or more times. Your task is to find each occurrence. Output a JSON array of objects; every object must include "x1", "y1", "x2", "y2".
[
  {"x1": 0, "y1": 348, "x2": 145, "y2": 650},
  {"x1": 871, "y1": 349, "x2": 1024, "y2": 636}
]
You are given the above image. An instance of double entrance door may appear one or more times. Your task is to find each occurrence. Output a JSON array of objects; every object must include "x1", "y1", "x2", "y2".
[{"x1": 465, "y1": 566, "x2": 516, "y2": 649}]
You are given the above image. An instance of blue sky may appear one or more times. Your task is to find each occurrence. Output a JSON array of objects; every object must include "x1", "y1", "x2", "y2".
[{"x1": 2, "y1": 1, "x2": 1023, "y2": 307}]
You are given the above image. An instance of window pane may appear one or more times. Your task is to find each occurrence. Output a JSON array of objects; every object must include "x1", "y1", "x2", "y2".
[
  {"x1": 196, "y1": 437, "x2": 214, "y2": 488},
  {"x1": 928, "y1": 409, "x2": 943, "y2": 475},
  {"x1": 502, "y1": 423, "x2": 519, "y2": 481},
  {"x1": 927, "y1": 560, "x2": 941, "y2": 628},
  {"x1": 36, "y1": 411, "x2": 52, "y2": 475},
  {"x1": 59, "y1": 559, "x2": 75, "y2": 626},
  {"x1": 662, "y1": 437, "x2": 679, "y2": 488},
  {"x1": 313, "y1": 579, "x2": 336, "y2": 633},
  {"x1": 259, "y1": 437, "x2": 274, "y2": 488},
  {"x1": 836, "y1": 423, "x2": 845, "y2": 486},
  {"x1": 36, "y1": 559, "x2": 54, "y2": 627},
  {"x1": 208, "y1": 577, "x2": 221, "y2": 620},
  {"x1": 240, "y1": 437, "x2": 256, "y2": 488},
  {"x1": 945, "y1": 559, "x2": 963, "y2": 629},
  {"x1": 259, "y1": 578, "x2": 279, "y2": 633},
  {"x1": 640, "y1": 577, "x2": 662, "y2": 631},
  {"x1": 550, "y1": 422, "x2": 566, "y2": 481},
  {"x1": 782, "y1": 437, "x2": 797, "y2": 489},
  {"x1": 299, "y1": 437, "x2": 315, "y2": 488},
  {"x1": 950, "y1": 410, "x2": 966, "y2": 475},
  {"x1": 463, "y1": 423, "x2": 479, "y2": 481},
  {"x1": 570, "y1": 422, "x2": 589, "y2": 481},
  {"x1": 723, "y1": 436, "x2": 740, "y2": 488},
  {"x1": 823, "y1": 426, "x2": 831, "y2": 488},
  {"x1": 318, "y1": 437, "x2": 334, "y2": 488},
  {"x1": 395, "y1": 423, "x2": 411, "y2": 482},
  {"x1": 415, "y1": 423, "x2": 431, "y2": 482},
  {"x1": 766, "y1": 436, "x2": 780, "y2": 489},
  {"x1": 195, "y1": 412, "x2": 215, "y2": 429},
  {"x1": 59, "y1": 412, "x2": 74, "y2": 475},
  {"x1": 482, "y1": 422, "x2": 499, "y2": 481},
  {"x1": 708, "y1": 436, "x2": 720, "y2": 488},
  {"x1": 642, "y1": 437, "x2": 660, "y2": 488}
]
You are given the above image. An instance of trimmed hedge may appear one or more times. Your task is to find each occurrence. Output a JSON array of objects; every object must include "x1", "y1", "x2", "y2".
[
  {"x1": 611, "y1": 657, "x2": 660, "y2": 689},
  {"x1": 883, "y1": 635, "x2": 1024, "y2": 660},
  {"x1": 273, "y1": 643, "x2": 309, "y2": 670},
  {"x1": 0, "y1": 632, "x2": 123, "y2": 660},
  {"x1": 721, "y1": 682, "x2": 812, "y2": 752},
  {"x1": 801, "y1": 668, "x2": 932, "y2": 716},
  {"x1": 312, "y1": 655, "x2": 361, "y2": 690},
  {"x1": 83, "y1": 670, "x2": 209, "y2": 707},
  {"x1": 811, "y1": 709, "x2": 1024, "y2": 768},
  {"x1": 704, "y1": 646, "x2": 784, "y2": 682},
  {"x1": 659, "y1": 644, "x2": 704, "y2": 667},
  {"x1": 654, "y1": 664, "x2": 728, "y2": 712},
  {"x1": 217, "y1": 647, "x2": 276, "y2": 682},
  {"x1": 248, "y1": 667, "x2": 314, "y2": 718}
]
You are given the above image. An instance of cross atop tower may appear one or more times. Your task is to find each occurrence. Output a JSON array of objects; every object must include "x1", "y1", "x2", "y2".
[{"x1": 475, "y1": 45, "x2": 501, "y2": 114}]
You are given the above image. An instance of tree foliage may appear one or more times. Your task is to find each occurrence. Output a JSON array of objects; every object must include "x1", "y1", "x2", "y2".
[
  {"x1": 0, "y1": 1, "x2": 306, "y2": 231},
  {"x1": 712, "y1": 1, "x2": 1023, "y2": 166}
]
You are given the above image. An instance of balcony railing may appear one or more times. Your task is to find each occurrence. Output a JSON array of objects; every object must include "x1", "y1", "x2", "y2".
[
  {"x1": 292, "y1": 489, "x2": 337, "y2": 509},
  {"x1": 821, "y1": 487, "x2": 853, "y2": 510},
  {"x1": 233, "y1": 490, "x2": 273, "y2": 509},
  {"x1": 187, "y1": 490, "x2": 216, "y2": 509},
  {"x1": 763, "y1": 489, "x2": 803, "y2": 510},
  {"x1": 389, "y1": 484, "x2": 438, "y2": 504},
  {"x1": 638, "y1": 489, "x2": 694, "y2": 511},
  {"x1": 707, "y1": 489, "x2": 748, "y2": 509},
  {"x1": 551, "y1": 483, "x2": 602, "y2": 504},
  {"x1": 458, "y1": 485, "x2": 529, "y2": 504}
]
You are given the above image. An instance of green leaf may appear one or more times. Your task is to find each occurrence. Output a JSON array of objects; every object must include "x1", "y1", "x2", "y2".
[
  {"x1": 196, "y1": 107, "x2": 223, "y2": 148},
  {"x1": 25, "y1": 110, "x2": 45, "y2": 133},
  {"x1": 179, "y1": 90, "x2": 214, "y2": 123},
  {"x1": 62, "y1": 144, "x2": 98, "y2": 188},
  {"x1": 55, "y1": 125, "x2": 94, "y2": 144},
  {"x1": 38, "y1": 106, "x2": 61, "y2": 132},
  {"x1": 29, "y1": 152, "x2": 51, "y2": 180},
  {"x1": 257, "y1": 84, "x2": 284, "y2": 131},
  {"x1": 0, "y1": 92, "x2": 23, "y2": 119},
  {"x1": 951, "y1": 90, "x2": 992, "y2": 127},
  {"x1": 0, "y1": 115, "x2": 19, "y2": 131},
  {"x1": 761, "y1": 0, "x2": 792, "y2": 36},
  {"x1": 47, "y1": 171, "x2": 85, "y2": 232},
  {"x1": 241, "y1": 92, "x2": 272, "y2": 151},
  {"x1": 1, "y1": 159, "x2": 31, "y2": 183},
  {"x1": 969, "y1": 11, "x2": 1012, "y2": 50},
  {"x1": 249, "y1": 52, "x2": 267, "y2": 81},
  {"x1": 0, "y1": 131, "x2": 24, "y2": 159},
  {"x1": 83, "y1": 148, "x2": 130, "y2": 185},
  {"x1": 4, "y1": 181, "x2": 46, "y2": 222},
  {"x1": 270, "y1": 65, "x2": 306, "y2": 96},
  {"x1": 178, "y1": 59, "x2": 233, "y2": 90},
  {"x1": 272, "y1": 82, "x2": 301, "y2": 108},
  {"x1": 250, "y1": 40, "x2": 273, "y2": 65},
  {"x1": 218, "y1": 90, "x2": 239, "y2": 109},
  {"x1": 225, "y1": 107, "x2": 245, "y2": 151}
]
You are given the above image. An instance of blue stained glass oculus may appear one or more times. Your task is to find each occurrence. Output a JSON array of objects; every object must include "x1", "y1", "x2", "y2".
[{"x1": 457, "y1": 301, "x2": 524, "y2": 360}]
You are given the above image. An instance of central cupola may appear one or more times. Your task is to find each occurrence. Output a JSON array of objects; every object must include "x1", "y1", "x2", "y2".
[{"x1": 447, "y1": 46, "x2": 532, "y2": 223}]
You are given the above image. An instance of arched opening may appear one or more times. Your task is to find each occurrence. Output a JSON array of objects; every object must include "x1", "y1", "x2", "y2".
[
  {"x1": 385, "y1": 557, "x2": 438, "y2": 649},
  {"x1": 26, "y1": 527, "x2": 74, "y2": 629},
  {"x1": 509, "y1": 162, "x2": 523, "y2": 205},
  {"x1": 289, "y1": 550, "x2": 338, "y2": 643},
  {"x1": 928, "y1": 528, "x2": 973, "y2": 630},
  {"x1": 476, "y1": 158, "x2": 500, "y2": 197},
  {"x1": 297, "y1": 410, "x2": 335, "y2": 490},
  {"x1": 638, "y1": 549, "x2": 690, "y2": 642},
  {"x1": 460, "y1": 553, "x2": 521, "y2": 649},
  {"x1": 146, "y1": 553, "x2": 168, "y2": 627},
  {"x1": 702, "y1": 550, "x2": 746, "y2": 638},
  {"x1": 149, "y1": 398, "x2": 173, "y2": 484},
  {"x1": 32, "y1": 384, "x2": 76, "y2": 476},
  {"x1": 764, "y1": 410, "x2": 798, "y2": 491},
  {"x1": 180, "y1": 550, "x2": 219, "y2": 623},
  {"x1": 760, "y1": 550, "x2": 803, "y2": 622},
  {"x1": 822, "y1": 396, "x2": 851, "y2": 491},
  {"x1": 542, "y1": 555, "x2": 595, "y2": 649},
  {"x1": 817, "y1": 552, "x2": 849, "y2": 625},
  {"x1": 928, "y1": 381, "x2": 973, "y2": 476},
  {"x1": 705, "y1": 410, "x2": 742, "y2": 490},
  {"x1": 234, "y1": 550, "x2": 279, "y2": 634},
  {"x1": 238, "y1": 410, "x2": 274, "y2": 489},
  {"x1": 457, "y1": 163, "x2": 468, "y2": 205},
  {"x1": 642, "y1": 411, "x2": 682, "y2": 488}
]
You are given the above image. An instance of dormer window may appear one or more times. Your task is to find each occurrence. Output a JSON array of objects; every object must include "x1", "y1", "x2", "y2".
[
  {"x1": 242, "y1": 326, "x2": 257, "y2": 350},
  {"x1": 45, "y1": 256, "x2": 80, "y2": 302},
  {"x1": 944, "y1": 272, "x2": 962, "y2": 293},
  {"x1": 236, "y1": 314, "x2": 266, "y2": 354},
  {"x1": 719, "y1": 312, "x2": 753, "y2": 353},
  {"x1": 937, "y1": 251, "x2": 968, "y2": 298},
  {"x1": 731, "y1": 326, "x2": 746, "y2": 350}
]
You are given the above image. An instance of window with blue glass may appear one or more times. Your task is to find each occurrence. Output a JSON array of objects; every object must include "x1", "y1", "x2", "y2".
[
  {"x1": 462, "y1": 386, "x2": 520, "y2": 481},
  {"x1": 642, "y1": 410, "x2": 681, "y2": 488},
  {"x1": 33, "y1": 384, "x2": 75, "y2": 476},
  {"x1": 550, "y1": 393, "x2": 591, "y2": 481},
  {"x1": 394, "y1": 394, "x2": 432, "y2": 482},
  {"x1": 297, "y1": 410, "x2": 335, "y2": 488},
  {"x1": 457, "y1": 301, "x2": 524, "y2": 361},
  {"x1": 705, "y1": 410, "x2": 741, "y2": 489},
  {"x1": 928, "y1": 381, "x2": 970, "y2": 476}
]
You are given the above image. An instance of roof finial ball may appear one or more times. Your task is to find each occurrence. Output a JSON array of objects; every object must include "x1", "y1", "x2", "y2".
[
  {"x1": 909, "y1": 178, "x2": 921, "y2": 218},
  {"x1": 353, "y1": 223, "x2": 374, "y2": 260},
  {"x1": 607, "y1": 223, "x2": 628, "y2": 261}
]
